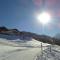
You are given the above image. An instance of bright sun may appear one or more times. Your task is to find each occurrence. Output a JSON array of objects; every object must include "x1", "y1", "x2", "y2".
[{"x1": 37, "y1": 12, "x2": 51, "y2": 24}]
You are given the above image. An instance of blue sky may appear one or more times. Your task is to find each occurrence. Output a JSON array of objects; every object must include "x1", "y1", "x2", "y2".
[{"x1": 0, "y1": 0, "x2": 60, "y2": 36}]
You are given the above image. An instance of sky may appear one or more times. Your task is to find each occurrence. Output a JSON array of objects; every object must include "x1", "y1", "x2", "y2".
[{"x1": 0, "y1": 0, "x2": 60, "y2": 36}]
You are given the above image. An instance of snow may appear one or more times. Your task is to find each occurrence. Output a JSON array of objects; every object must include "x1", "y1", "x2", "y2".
[
  {"x1": 0, "y1": 38, "x2": 49, "y2": 60},
  {"x1": 1, "y1": 48, "x2": 41, "y2": 60},
  {"x1": 36, "y1": 45, "x2": 60, "y2": 60},
  {"x1": 12, "y1": 39, "x2": 50, "y2": 47},
  {"x1": 26, "y1": 39, "x2": 50, "y2": 47},
  {"x1": 0, "y1": 38, "x2": 60, "y2": 60}
]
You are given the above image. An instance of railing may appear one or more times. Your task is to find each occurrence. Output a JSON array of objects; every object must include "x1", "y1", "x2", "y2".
[{"x1": 34, "y1": 45, "x2": 60, "y2": 60}]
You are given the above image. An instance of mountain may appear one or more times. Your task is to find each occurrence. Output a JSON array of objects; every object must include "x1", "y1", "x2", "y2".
[
  {"x1": 0, "y1": 26, "x2": 60, "y2": 46},
  {"x1": 0, "y1": 27, "x2": 52, "y2": 43},
  {"x1": 54, "y1": 33, "x2": 60, "y2": 39}
]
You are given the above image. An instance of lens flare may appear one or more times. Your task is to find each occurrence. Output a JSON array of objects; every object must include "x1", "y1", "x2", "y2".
[{"x1": 37, "y1": 12, "x2": 51, "y2": 25}]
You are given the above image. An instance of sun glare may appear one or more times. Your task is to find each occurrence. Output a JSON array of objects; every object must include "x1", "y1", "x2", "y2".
[{"x1": 37, "y1": 12, "x2": 51, "y2": 25}]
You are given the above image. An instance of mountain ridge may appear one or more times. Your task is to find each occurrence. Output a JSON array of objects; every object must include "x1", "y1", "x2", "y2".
[{"x1": 0, "y1": 26, "x2": 60, "y2": 45}]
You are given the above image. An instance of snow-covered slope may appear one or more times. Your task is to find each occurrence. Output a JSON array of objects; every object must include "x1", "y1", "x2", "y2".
[
  {"x1": 10, "y1": 38, "x2": 50, "y2": 47},
  {"x1": 25, "y1": 39, "x2": 50, "y2": 47},
  {"x1": 0, "y1": 38, "x2": 20, "y2": 46},
  {"x1": 0, "y1": 38, "x2": 40, "y2": 60},
  {"x1": 0, "y1": 38, "x2": 28, "y2": 58},
  {"x1": 0, "y1": 38, "x2": 60, "y2": 60},
  {"x1": 36, "y1": 45, "x2": 60, "y2": 60}
]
